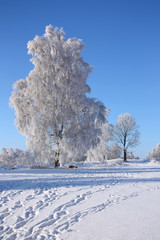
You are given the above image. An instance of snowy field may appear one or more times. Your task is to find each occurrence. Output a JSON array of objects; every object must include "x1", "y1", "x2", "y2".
[{"x1": 0, "y1": 159, "x2": 160, "y2": 240}]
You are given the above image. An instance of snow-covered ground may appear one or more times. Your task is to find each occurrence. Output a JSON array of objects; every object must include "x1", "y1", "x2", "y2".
[{"x1": 0, "y1": 159, "x2": 160, "y2": 240}]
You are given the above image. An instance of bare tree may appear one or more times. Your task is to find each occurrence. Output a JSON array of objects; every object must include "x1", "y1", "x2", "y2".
[{"x1": 113, "y1": 113, "x2": 140, "y2": 161}]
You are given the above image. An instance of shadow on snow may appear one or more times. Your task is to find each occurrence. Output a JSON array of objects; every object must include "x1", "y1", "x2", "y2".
[{"x1": 0, "y1": 165, "x2": 160, "y2": 192}]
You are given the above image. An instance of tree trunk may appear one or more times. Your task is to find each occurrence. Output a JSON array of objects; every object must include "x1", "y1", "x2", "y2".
[
  {"x1": 55, "y1": 151, "x2": 60, "y2": 168},
  {"x1": 55, "y1": 159, "x2": 60, "y2": 168},
  {"x1": 55, "y1": 125, "x2": 63, "y2": 168},
  {"x1": 124, "y1": 149, "x2": 127, "y2": 161}
]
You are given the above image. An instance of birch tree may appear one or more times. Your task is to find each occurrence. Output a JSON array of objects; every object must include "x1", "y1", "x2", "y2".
[{"x1": 10, "y1": 25, "x2": 107, "y2": 166}]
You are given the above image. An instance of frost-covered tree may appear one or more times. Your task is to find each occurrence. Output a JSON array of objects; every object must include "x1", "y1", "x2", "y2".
[
  {"x1": 0, "y1": 148, "x2": 16, "y2": 167},
  {"x1": 10, "y1": 25, "x2": 107, "y2": 166},
  {"x1": 7, "y1": 148, "x2": 16, "y2": 166},
  {"x1": 150, "y1": 143, "x2": 160, "y2": 160},
  {"x1": 127, "y1": 151, "x2": 139, "y2": 159},
  {"x1": 87, "y1": 111, "x2": 112, "y2": 162},
  {"x1": 14, "y1": 148, "x2": 25, "y2": 166},
  {"x1": 87, "y1": 131, "x2": 122, "y2": 162},
  {"x1": 0, "y1": 148, "x2": 35, "y2": 167},
  {"x1": 146, "y1": 152, "x2": 152, "y2": 160},
  {"x1": 108, "y1": 144, "x2": 122, "y2": 160},
  {"x1": 0, "y1": 148, "x2": 9, "y2": 167},
  {"x1": 14, "y1": 149, "x2": 35, "y2": 166},
  {"x1": 113, "y1": 113, "x2": 140, "y2": 161}
]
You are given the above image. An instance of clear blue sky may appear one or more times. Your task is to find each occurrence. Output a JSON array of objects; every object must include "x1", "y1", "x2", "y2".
[{"x1": 0, "y1": 0, "x2": 160, "y2": 158}]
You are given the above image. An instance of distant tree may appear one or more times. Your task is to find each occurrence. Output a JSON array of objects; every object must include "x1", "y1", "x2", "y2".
[
  {"x1": 108, "y1": 144, "x2": 122, "y2": 160},
  {"x1": 151, "y1": 143, "x2": 160, "y2": 159},
  {"x1": 10, "y1": 25, "x2": 107, "y2": 166},
  {"x1": 0, "y1": 148, "x2": 35, "y2": 167},
  {"x1": 113, "y1": 113, "x2": 140, "y2": 161},
  {"x1": 7, "y1": 148, "x2": 16, "y2": 166},
  {"x1": 127, "y1": 151, "x2": 139, "y2": 159},
  {"x1": 0, "y1": 148, "x2": 8, "y2": 167},
  {"x1": 87, "y1": 112, "x2": 112, "y2": 162},
  {"x1": 146, "y1": 152, "x2": 152, "y2": 160},
  {"x1": 14, "y1": 148, "x2": 25, "y2": 166},
  {"x1": 0, "y1": 148, "x2": 16, "y2": 167}
]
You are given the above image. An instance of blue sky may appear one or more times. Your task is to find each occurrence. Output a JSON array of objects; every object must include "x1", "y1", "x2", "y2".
[{"x1": 0, "y1": 0, "x2": 160, "y2": 158}]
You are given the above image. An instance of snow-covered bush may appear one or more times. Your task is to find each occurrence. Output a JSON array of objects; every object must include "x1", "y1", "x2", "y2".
[
  {"x1": 146, "y1": 152, "x2": 152, "y2": 160},
  {"x1": 147, "y1": 143, "x2": 160, "y2": 161},
  {"x1": 0, "y1": 148, "x2": 35, "y2": 167},
  {"x1": 107, "y1": 144, "x2": 122, "y2": 160},
  {"x1": 87, "y1": 120, "x2": 122, "y2": 162},
  {"x1": 0, "y1": 148, "x2": 12, "y2": 167},
  {"x1": 152, "y1": 143, "x2": 160, "y2": 159},
  {"x1": 127, "y1": 152, "x2": 139, "y2": 159}
]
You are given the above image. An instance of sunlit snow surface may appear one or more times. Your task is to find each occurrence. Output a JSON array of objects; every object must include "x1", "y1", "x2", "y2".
[{"x1": 0, "y1": 160, "x2": 160, "y2": 240}]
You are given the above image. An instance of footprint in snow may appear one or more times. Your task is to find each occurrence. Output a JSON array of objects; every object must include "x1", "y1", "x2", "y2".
[
  {"x1": 1, "y1": 196, "x2": 9, "y2": 204},
  {"x1": 25, "y1": 195, "x2": 34, "y2": 201},
  {"x1": 16, "y1": 216, "x2": 24, "y2": 223},
  {"x1": 0, "y1": 225, "x2": 12, "y2": 236},
  {"x1": 54, "y1": 210, "x2": 67, "y2": 220},
  {"x1": 34, "y1": 200, "x2": 43, "y2": 210},
  {"x1": 0, "y1": 209, "x2": 10, "y2": 220},
  {"x1": 25, "y1": 206, "x2": 34, "y2": 219},
  {"x1": 6, "y1": 233, "x2": 17, "y2": 240},
  {"x1": 12, "y1": 201, "x2": 22, "y2": 210},
  {"x1": 14, "y1": 220, "x2": 27, "y2": 229},
  {"x1": 34, "y1": 189, "x2": 43, "y2": 195}
]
